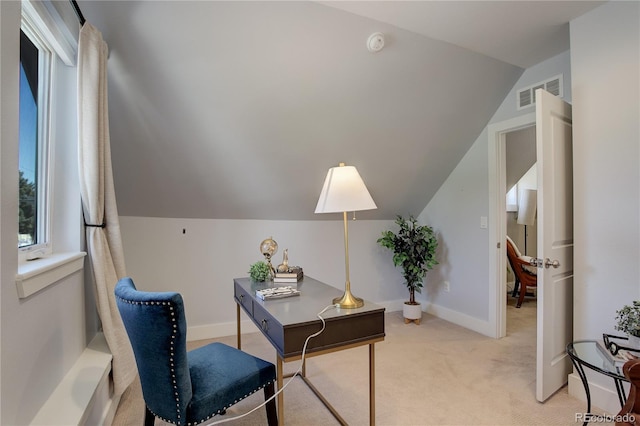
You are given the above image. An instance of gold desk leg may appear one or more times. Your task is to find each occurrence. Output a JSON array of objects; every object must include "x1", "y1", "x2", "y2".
[
  {"x1": 236, "y1": 303, "x2": 241, "y2": 350},
  {"x1": 370, "y1": 343, "x2": 375, "y2": 426},
  {"x1": 277, "y1": 355, "x2": 284, "y2": 426}
]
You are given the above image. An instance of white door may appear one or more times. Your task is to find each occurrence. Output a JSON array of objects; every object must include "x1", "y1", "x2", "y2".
[{"x1": 535, "y1": 89, "x2": 574, "y2": 402}]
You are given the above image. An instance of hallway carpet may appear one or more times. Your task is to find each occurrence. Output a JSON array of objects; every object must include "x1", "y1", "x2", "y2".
[{"x1": 112, "y1": 300, "x2": 607, "y2": 425}]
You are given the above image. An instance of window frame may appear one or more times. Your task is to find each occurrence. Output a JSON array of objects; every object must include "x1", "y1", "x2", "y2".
[
  {"x1": 18, "y1": 4, "x2": 56, "y2": 262},
  {"x1": 15, "y1": 0, "x2": 86, "y2": 300}
]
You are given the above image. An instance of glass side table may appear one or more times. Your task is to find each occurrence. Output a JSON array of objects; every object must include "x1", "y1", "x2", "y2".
[{"x1": 567, "y1": 340, "x2": 628, "y2": 425}]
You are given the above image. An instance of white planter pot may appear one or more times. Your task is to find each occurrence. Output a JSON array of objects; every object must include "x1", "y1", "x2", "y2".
[{"x1": 403, "y1": 302, "x2": 422, "y2": 324}]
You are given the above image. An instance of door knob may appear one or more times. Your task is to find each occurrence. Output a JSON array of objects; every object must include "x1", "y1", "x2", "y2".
[
  {"x1": 545, "y1": 258, "x2": 560, "y2": 269},
  {"x1": 529, "y1": 258, "x2": 542, "y2": 267}
]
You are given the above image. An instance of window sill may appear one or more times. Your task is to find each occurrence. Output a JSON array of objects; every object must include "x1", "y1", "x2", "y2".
[{"x1": 16, "y1": 251, "x2": 87, "y2": 298}]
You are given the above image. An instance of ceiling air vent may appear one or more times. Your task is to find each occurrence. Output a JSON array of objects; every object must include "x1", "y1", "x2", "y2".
[{"x1": 517, "y1": 74, "x2": 563, "y2": 110}]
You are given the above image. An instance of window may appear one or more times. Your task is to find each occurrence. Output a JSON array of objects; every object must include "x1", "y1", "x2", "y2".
[
  {"x1": 18, "y1": 16, "x2": 53, "y2": 257},
  {"x1": 15, "y1": 0, "x2": 85, "y2": 298}
]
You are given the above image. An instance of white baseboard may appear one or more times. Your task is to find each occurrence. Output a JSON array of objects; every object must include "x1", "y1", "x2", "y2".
[
  {"x1": 372, "y1": 299, "x2": 405, "y2": 313},
  {"x1": 568, "y1": 372, "x2": 629, "y2": 416},
  {"x1": 369, "y1": 298, "x2": 493, "y2": 338},
  {"x1": 382, "y1": 298, "x2": 493, "y2": 337},
  {"x1": 187, "y1": 319, "x2": 259, "y2": 341},
  {"x1": 423, "y1": 301, "x2": 494, "y2": 337}
]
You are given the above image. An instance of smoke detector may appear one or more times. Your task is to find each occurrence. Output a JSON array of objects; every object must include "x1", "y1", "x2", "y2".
[{"x1": 367, "y1": 32, "x2": 385, "y2": 53}]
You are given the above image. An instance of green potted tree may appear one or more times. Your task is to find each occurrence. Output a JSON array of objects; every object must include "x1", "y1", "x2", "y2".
[{"x1": 377, "y1": 215, "x2": 438, "y2": 324}]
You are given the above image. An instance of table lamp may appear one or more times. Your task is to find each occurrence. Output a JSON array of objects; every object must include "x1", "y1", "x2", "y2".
[
  {"x1": 315, "y1": 163, "x2": 377, "y2": 308},
  {"x1": 517, "y1": 189, "x2": 537, "y2": 255}
]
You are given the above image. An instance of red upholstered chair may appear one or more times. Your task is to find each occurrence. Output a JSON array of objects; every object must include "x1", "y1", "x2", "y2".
[
  {"x1": 506, "y1": 236, "x2": 537, "y2": 308},
  {"x1": 617, "y1": 358, "x2": 640, "y2": 425}
]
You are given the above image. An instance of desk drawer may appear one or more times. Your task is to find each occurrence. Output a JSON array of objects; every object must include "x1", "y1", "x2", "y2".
[
  {"x1": 234, "y1": 282, "x2": 253, "y2": 316},
  {"x1": 252, "y1": 302, "x2": 285, "y2": 354},
  {"x1": 282, "y1": 310, "x2": 385, "y2": 358},
  {"x1": 233, "y1": 276, "x2": 386, "y2": 360}
]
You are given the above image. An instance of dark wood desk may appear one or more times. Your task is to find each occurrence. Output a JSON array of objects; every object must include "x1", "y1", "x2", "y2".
[{"x1": 234, "y1": 276, "x2": 385, "y2": 425}]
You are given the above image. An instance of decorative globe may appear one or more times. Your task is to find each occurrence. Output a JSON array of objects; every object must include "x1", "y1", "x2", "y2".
[{"x1": 260, "y1": 237, "x2": 278, "y2": 260}]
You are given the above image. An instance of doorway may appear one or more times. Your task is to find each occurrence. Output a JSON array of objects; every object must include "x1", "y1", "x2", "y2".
[
  {"x1": 488, "y1": 112, "x2": 536, "y2": 339},
  {"x1": 504, "y1": 125, "x2": 538, "y2": 338},
  {"x1": 505, "y1": 125, "x2": 537, "y2": 311},
  {"x1": 488, "y1": 90, "x2": 574, "y2": 402}
]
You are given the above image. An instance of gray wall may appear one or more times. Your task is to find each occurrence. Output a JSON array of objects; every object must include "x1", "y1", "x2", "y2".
[
  {"x1": 570, "y1": 0, "x2": 640, "y2": 407},
  {"x1": 120, "y1": 52, "x2": 574, "y2": 339},
  {"x1": 505, "y1": 126, "x2": 536, "y2": 191},
  {"x1": 418, "y1": 51, "x2": 571, "y2": 331},
  {"x1": 119, "y1": 51, "x2": 572, "y2": 339},
  {"x1": 119, "y1": 216, "x2": 405, "y2": 335},
  {"x1": 115, "y1": 36, "x2": 568, "y2": 335}
]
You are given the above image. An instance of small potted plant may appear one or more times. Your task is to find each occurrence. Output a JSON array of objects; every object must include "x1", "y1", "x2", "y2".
[
  {"x1": 249, "y1": 261, "x2": 271, "y2": 282},
  {"x1": 615, "y1": 301, "x2": 640, "y2": 348},
  {"x1": 377, "y1": 215, "x2": 438, "y2": 324}
]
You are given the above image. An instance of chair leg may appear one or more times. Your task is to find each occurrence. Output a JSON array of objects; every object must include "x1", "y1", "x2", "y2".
[
  {"x1": 517, "y1": 283, "x2": 527, "y2": 308},
  {"x1": 144, "y1": 406, "x2": 155, "y2": 426},
  {"x1": 264, "y1": 382, "x2": 278, "y2": 426},
  {"x1": 511, "y1": 278, "x2": 520, "y2": 298}
]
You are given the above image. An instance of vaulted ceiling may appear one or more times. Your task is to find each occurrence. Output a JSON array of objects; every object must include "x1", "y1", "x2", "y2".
[{"x1": 78, "y1": 1, "x2": 602, "y2": 220}]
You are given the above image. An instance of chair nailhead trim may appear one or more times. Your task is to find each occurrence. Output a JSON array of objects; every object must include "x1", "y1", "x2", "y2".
[
  {"x1": 116, "y1": 295, "x2": 184, "y2": 424},
  {"x1": 117, "y1": 294, "x2": 276, "y2": 425},
  {"x1": 185, "y1": 380, "x2": 276, "y2": 425}
]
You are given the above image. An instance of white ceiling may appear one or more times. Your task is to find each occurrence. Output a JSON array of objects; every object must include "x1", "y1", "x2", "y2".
[{"x1": 319, "y1": 1, "x2": 605, "y2": 68}]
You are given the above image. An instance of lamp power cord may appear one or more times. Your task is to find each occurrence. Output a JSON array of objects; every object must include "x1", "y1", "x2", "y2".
[{"x1": 207, "y1": 303, "x2": 338, "y2": 425}]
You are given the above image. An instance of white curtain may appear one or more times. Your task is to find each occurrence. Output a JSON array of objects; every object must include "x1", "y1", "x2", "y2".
[{"x1": 78, "y1": 23, "x2": 136, "y2": 396}]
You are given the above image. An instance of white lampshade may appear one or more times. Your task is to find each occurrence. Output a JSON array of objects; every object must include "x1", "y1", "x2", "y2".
[
  {"x1": 517, "y1": 189, "x2": 537, "y2": 226},
  {"x1": 315, "y1": 163, "x2": 377, "y2": 214}
]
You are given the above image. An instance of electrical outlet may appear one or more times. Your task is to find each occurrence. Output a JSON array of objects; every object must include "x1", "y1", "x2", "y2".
[{"x1": 443, "y1": 281, "x2": 450, "y2": 292}]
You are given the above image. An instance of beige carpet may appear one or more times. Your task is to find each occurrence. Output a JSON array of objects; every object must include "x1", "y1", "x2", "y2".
[{"x1": 112, "y1": 300, "x2": 608, "y2": 425}]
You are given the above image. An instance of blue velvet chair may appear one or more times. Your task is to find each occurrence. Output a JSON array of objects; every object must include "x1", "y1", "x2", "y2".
[{"x1": 115, "y1": 277, "x2": 278, "y2": 426}]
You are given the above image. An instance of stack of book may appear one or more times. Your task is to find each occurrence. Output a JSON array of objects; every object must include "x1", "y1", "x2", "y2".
[
  {"x1": 274, "y1": 267, "x2": 303, "y2": 283},
  {"x1": 255, "y1": 286, "x2": 300, "y2": 300}
]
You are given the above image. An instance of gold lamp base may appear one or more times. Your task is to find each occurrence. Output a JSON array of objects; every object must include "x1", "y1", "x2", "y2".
[{"x1": 333, "y1": 287, "x2": 364, "y2": 309}]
